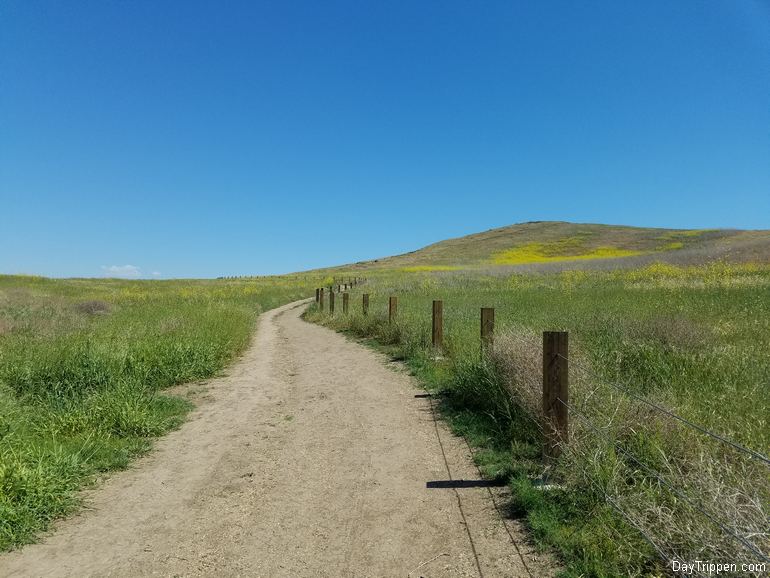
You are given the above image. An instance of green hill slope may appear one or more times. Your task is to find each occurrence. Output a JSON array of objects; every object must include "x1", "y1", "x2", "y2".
[{"x1": 339, "y1": 221, "x2": 770, "y2": 272}]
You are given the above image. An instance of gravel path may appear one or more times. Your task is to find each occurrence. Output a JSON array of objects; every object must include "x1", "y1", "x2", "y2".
[{"x1": 0, "y1": 299, "x2": 554, "y2": 577}]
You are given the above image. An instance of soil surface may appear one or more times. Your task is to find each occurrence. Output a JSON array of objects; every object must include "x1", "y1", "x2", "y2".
[{"x1": 0, "y1": 300, "x2": 555, "y2": 577}]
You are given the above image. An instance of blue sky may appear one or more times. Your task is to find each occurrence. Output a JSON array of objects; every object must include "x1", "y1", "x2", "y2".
[{"x1": 1, "y1": 1, "x2": 769, "y2": 278}]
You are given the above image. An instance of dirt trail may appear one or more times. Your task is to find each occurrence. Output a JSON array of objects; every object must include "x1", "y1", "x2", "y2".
[{"x1": 0, "y1": 300, "x2": 554, "y2": 577}]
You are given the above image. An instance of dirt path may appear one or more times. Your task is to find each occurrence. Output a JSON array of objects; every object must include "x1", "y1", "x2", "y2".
[{"x1": 0, "y1": 300, "x2": 554, "y2": 578}]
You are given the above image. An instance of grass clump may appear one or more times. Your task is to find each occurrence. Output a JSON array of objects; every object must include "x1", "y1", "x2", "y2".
[{"x1": 0, "y1": 274, "x2": 316, "y2": 549}]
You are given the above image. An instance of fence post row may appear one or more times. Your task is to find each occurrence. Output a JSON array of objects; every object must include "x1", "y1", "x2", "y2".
[
  {"x1": 432, "y1": 300, "x2": 443, "y2": 349},
  {"x1": 481, "y1": 308, "x2": 495, "y2": 351},
  {"x1": 320, "y1": 292, "x2": 570, "y2": 464},
  {"x1": 543, "y1": 331, "x2": 569, "y2": 461}
]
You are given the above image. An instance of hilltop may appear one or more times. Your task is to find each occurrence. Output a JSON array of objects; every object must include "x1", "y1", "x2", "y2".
[{"x1": 336, "y1": 221, "x2": 770, "y2": 272}]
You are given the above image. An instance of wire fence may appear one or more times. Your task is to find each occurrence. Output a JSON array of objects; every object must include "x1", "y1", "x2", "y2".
[
  {"x1": 564, "y1": 443, "x2": 703, "y2": 578},
  {"x1": 560, "y1": 352, "x2": 770, "y2": 467},
  {"x1": 561, "y1": 397, "x2": 769, "y2": 564},
  {"x1": 551, "y1": 350, "x2": 770, "y2": 574},
  {"x1": 313, "y1": 287, "x2": 770, "y2": 575}
]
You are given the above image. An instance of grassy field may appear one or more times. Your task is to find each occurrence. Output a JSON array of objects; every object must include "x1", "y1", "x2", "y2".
[
  {"x1": 3, "y1": 222, "x2": 769, "y2": 573},
  {"x1": 0, "y1": 274, "x2": 317, "y2": 550},
  {"x1": 307, "y1": 262, "x2": 770, "y2": 577}
]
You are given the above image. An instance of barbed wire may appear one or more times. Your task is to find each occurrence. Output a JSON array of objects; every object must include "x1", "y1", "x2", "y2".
[
  {"x1": 487, "y1": 332, "x2": 770, "y2": 570},
  {"x1": 563, "y1": 443, "x2": 704, "y2": 578},
  {"x1": 558, "y1": 398, "x2": 770, "y2": 564},
  {"x1": 558, "y1": 353, "x2": 770, "y2": 467}
]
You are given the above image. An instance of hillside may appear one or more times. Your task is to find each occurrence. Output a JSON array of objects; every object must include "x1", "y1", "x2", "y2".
[{"x1": 340, "y1": 221, "x2": 770, "y2": 272}]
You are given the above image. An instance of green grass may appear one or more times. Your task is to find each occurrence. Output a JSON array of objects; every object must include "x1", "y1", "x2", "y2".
[
  {"x1": 306, "y1": 263, "x2": 770, "y2": 577},
  {"x1": 4, "y1": 253, "x2": 769, "y2": 573},
  {"x1": 0, "y1": 274, "x2": 317, "y2": 549}
]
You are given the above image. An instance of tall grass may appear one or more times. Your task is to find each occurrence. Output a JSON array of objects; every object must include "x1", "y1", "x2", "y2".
[
  {"x1": 307, "y1": 263, "x2": 770, "y2": 577},
  {"x1": 0, "y1": 275, "x2": 316, "y2": 549}
]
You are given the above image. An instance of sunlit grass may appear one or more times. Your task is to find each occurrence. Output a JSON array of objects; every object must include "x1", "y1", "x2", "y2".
[
  {"x1": 308, "y1": 262, "x2": 770, "y2": 577},
  {"x1": 491, "y1": 241, "x2": 643, "y2": 265},
  {"x1": 0, "y1": 274, "x2": 316, "y2": 549}
]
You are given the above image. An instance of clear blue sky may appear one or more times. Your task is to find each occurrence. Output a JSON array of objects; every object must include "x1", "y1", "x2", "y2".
[{"x1": 2, "y1": 1, "x2": 769, "y2": 278}]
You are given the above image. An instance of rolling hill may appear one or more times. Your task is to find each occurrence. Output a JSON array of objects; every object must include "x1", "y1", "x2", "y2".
[{"x1": 339, "y1": 221, "x2": 770, "y2": 272}]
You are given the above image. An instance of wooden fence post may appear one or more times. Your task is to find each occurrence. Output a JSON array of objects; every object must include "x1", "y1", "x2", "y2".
[
  {"x1": 481, "y1": 308, "x2": 495, "y2": 351},
  {"x1": 315, "y1": 288, "x2": 319, "y2": 303},
  {"x1": 432, "y1": 300, "x2": 443, "y2": 349},
  {"x1": 543, "y1": 331, "x2": 569, "y2": 460},
  {"x1": 343, "y1": 292, "x2": 349, "y2": 314},
  {"x1": 319, "y1": 288, "x2": 324, "y2": 311},
  {"x1": 329, "y1": 291, "x2": 335, "y2": 314},
  {"x1": 362, "y1": 293, "x2": 369, "y2": 315},
  {"x1": 388, "y1": 296, "x2": 397, "y2": 323}
]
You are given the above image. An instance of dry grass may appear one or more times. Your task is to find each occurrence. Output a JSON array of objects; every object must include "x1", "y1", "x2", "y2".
[{"x1": 492, "y1": 327, "x2": 769, "y2": 575}]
